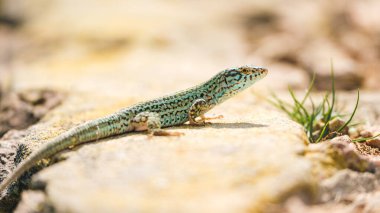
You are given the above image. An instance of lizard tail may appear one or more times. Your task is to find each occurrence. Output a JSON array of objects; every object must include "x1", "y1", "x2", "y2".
[{"x1": 0, "y1": 112, "x2": 132, "y2": 193}]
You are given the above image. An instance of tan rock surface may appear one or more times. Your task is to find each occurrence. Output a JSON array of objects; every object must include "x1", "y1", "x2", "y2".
[{"x1": 11, "y1": 92, "x2": 310, "y2": 213}]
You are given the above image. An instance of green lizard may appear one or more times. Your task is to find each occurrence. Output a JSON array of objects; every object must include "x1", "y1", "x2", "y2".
[{"x1": 0, "y1": 66, "x2": 268, "y2": 193}]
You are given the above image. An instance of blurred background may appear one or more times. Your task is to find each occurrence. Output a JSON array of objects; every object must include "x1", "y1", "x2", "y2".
[{"x1": 0, "y1": 0, "x2": 379, "y2": 95}]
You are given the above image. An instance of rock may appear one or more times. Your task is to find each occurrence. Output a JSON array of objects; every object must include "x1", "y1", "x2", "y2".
[
  {"x1": 360, "y1": 126, "x2": 380, "y2": 149},
  {"x1": 328, "y1": 118, "x2": 348, "y2": 135},
  {"x1": 0, "y1": 94, "x2": 312, "y2": 213},
  {"x1": 280, "y1": 167, "x2": 380, "y2": 213},
  {"x1": 355, "y1": 142, "x2": 380, "y2": 157},
  {"x1": 330, "y1": 135, "x2": 353, "y2": 145},
  {"x1": 360, "y1": 130, "x2": 373, "y2": 138},
  {"x1": 319, "y1": 169, "x2": 379, "y2": 203},
  {"x1": 14, "y1": 191, "x2": 51, "y2": 213},
  {"x1": 364, "y1": 192, "x2": 380, "y2": 213},
  {"x1": 281, "y1": 169, "x2": 380, "y2": 213},
  {"x1": 348, "y1": 127, "x2": 360, "y2": 139},
  {"x1": 330, "y1": 136, "x2": 375, "y2": 172},
  {"x1": 306, "y1": 136, "x2": 375, "y2": 180},
  {"x1": 283, "y1": 196, "x2": 360, "y2": 213},
  {"x1": 367, "y1": 140, "x2": 380, "y2": 150},
  {"x1": 352, "y1": 125, "x2": 380, "y2": 156},
  {"x1": 0, "y1": 89, "x2": 64, "y2": 137}
]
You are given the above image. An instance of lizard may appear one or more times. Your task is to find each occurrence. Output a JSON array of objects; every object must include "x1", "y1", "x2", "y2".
[{"x1": 0, "y1": 65, "x2": 268, "y2": 193}]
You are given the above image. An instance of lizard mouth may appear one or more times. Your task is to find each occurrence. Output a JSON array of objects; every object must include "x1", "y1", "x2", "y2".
[
  {"x1": 259, "y1": 68, "x2": 268, "y2": 76},
  {"x1": 250, "y1": 67, "x2": 268, "y2": 80},
  {"x1": 253, "y1": 67, "x2": 268, "y2": 76}
]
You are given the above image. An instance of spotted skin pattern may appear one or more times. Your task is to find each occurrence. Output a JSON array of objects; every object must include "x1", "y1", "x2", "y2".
[{"x1": 0, "y1": 66, "x2": 268, "y2": 193}]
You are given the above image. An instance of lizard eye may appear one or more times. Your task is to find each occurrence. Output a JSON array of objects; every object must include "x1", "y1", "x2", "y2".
[
  {"x1": 225, "y1": 70, "x2": 242, "y2": 81},
  {"x1": 238, "y1": 67, "x2": 251, "y2": 74}
]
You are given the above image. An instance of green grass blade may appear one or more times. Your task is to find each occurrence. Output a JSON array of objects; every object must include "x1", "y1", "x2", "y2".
[
  {"x1": 316, "y1": 64, "x2": 335, "y2": 142},
  {"x1": 269, "y1": 94, "x2": 293, "y2": 117},
  {"x1": 308, "y1": 96, "x2": 318, "y2": 142},
  {"x1": 337, "y1": 90, "x2": 360, "y2": 132},
  {"x1": 300, "y1": 72, "x2": 316, "y2": 105},
  {"x1": 352, "y1": 133, "x2": 380, "y2": 143},
  {"x1": 288, "y1": 87, "x2": 310, "y2": 122}
]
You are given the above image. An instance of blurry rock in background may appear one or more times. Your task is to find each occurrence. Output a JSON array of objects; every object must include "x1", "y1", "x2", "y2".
[
  {"x1": 263, "y1": 63, "x2": 309, "y2": 90},
  {"x1": 0, "y1": 0, "x2": 379, "y2": 92},
  {"x1": 0, "y1": 89, "x2": 64, "y2": 137},
  {"x1": 0, "y1": 0, "x2": 21, "y2": 27},
  {"x1": 299, "y1": 39, "x2": 364, "y2": 91},
  {"x1": 241, "y1": 0, "x2": 380, "y2": 91}
]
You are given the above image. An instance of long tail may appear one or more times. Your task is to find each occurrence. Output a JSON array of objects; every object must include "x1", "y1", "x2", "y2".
[{"x1": 0, "y1": 111, "x2": 132, "y2": 193}]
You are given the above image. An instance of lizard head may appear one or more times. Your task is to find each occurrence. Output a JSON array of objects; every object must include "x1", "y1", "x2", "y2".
[
  {"x1": 201, "y1": 66, "x2": 268, "y2": 106},
  {"x1": 207, "y1": 66, "x2": 268, "y2": 104},
  {"x1": 222, "y1": 65, "x2": 267, "y2": 93}
]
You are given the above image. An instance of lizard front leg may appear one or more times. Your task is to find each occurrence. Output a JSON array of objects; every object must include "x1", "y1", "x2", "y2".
[
  {"x1": 131, "y1": 112, "x2": 183, "y2": 136},
  {"x1": 188, "y1": 99, "x2": 224, "y2": 125},
  {"x1": 188, "y1": 99, "x2": 223, "y2": 125}
]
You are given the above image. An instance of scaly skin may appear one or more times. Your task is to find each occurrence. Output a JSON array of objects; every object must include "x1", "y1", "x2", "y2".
[{"x1": 0, "y1": 66, "x2": 268, "y2": 193}]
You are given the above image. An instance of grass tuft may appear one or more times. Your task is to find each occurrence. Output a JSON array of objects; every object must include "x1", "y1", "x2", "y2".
[{"x1": 269, "y1": 63, "x2": 361, "y2": 143}]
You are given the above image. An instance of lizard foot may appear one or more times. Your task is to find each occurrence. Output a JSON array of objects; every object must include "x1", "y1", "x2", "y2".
[{"x1": 189, "y1": 114, "x2": 224, "y2": 126}]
